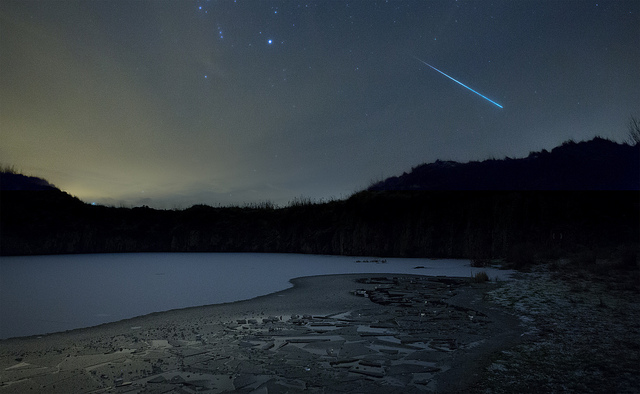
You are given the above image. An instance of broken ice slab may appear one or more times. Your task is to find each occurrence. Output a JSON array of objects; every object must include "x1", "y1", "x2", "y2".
[
  {"x1": 329, "y1": 358, "x2": 359, "y2": 368},
  {"x1": 339, "y1": 341, "x2": 378, "y2": 358},
  {"x1": 349, "y1": 364, "x2": 385, "y2": 378}
]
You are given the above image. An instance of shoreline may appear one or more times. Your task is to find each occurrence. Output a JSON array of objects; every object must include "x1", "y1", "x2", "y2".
[
  {"x1": 2, "y1": 274, "x2": 388, "y2": 342},
  {"x1": 0, "y1": 253, "x2": 511, "y2": 340},
  {"x1": 0, "y1": 273, "x2": 522, "y2": 393}
]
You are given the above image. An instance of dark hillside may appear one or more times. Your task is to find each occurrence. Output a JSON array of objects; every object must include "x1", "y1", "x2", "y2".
[
  {"x1": 0, "y1": 171, "x2": 58, "y2": 191},
  {"x1": 1, "y1": 139, "x2": 638, "y2": 259},
  {"x1": 368, "y1": 138, "x2": 639, "y2": 191}
]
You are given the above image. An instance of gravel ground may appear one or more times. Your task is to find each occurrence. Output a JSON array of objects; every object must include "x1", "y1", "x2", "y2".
[{"x1": 473, "y1": 262, "x2": 640, "y2": 393}]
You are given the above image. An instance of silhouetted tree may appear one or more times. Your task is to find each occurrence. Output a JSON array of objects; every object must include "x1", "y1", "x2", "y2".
[{"x1": 0, "y1": 164, "x2": 18, "y2": 174}]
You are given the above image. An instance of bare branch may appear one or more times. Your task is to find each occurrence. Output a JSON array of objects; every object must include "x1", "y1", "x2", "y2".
[{"x1": 627, "y1": 116, "x2": 640, "y2": 146}]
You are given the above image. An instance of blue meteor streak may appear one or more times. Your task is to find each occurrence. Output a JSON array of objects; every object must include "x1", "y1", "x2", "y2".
[{"x1": 414, "y1": 56, "x2": 503, "y2": 109}]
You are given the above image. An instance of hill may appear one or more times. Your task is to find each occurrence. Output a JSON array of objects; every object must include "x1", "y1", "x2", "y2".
[
  {"x1": 0, "y1": 171, "x2": 58, "y2": 191},
  {"x1": 368, "y1": 138, "x2": 639, "y2": 191}
]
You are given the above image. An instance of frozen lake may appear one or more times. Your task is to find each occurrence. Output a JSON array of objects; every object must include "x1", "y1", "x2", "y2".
[{"x1": 0, "y1": 253, "x2": 513, "y2": 339}]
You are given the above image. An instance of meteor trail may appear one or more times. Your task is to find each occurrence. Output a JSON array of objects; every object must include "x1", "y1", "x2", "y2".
[{"x1": 413, "y1": 56, "x2": 503, "y2": 109}]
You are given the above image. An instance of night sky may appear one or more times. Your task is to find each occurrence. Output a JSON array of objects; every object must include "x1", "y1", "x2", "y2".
[{"x1": 1, "y1": 1, "x2": 638, "y2": 208}]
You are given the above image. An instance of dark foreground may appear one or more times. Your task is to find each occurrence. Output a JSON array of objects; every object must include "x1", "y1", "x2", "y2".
[{"x1": 1, "y1": 267, "x2": 638, "y2": 393}]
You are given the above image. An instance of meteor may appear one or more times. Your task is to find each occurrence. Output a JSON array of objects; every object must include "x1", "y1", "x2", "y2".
[{"x1": 413, "y1": 56, "x2": 503, "y2": 109}]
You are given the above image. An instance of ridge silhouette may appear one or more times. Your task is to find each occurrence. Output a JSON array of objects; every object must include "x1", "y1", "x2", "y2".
[{"x1": 369, "y1": 138, "x2": 639, "y2": 191}]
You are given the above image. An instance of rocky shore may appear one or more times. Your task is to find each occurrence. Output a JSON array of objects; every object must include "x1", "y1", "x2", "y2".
[{"x1": 474, "y1": 263, "x2": 640, "y2": 393}]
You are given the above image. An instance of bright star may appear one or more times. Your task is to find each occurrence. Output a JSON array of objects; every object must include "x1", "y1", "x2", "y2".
[{"x1": 268, "y1": 39, "x2": 273, "y2": 44}]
